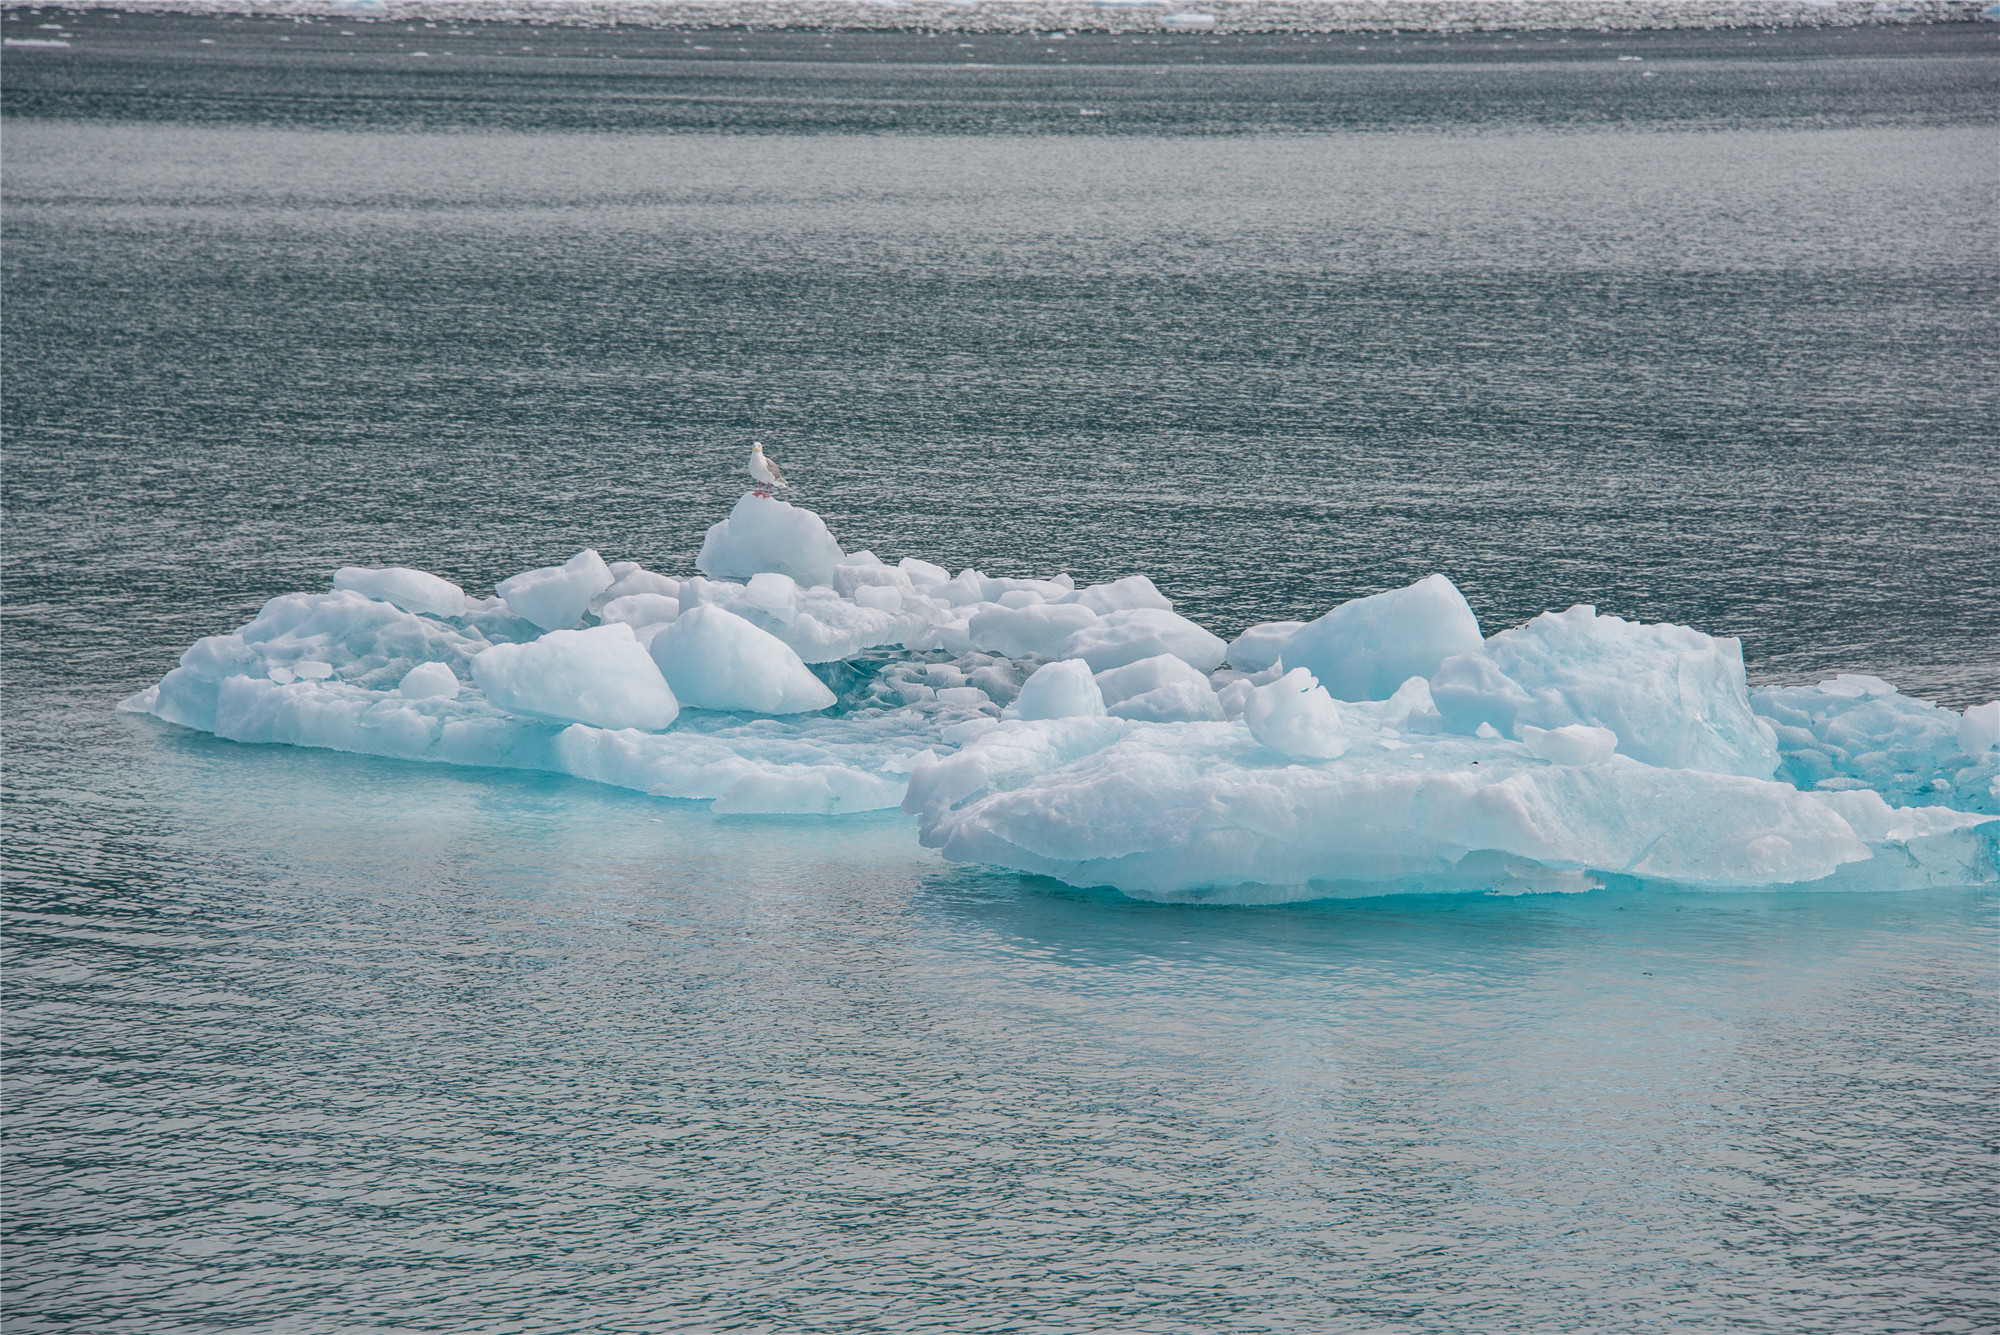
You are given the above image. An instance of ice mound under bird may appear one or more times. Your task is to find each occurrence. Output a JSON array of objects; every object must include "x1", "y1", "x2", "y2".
[{"x1": 122, "y1": 492, "x2": 1999, "y2": 902}]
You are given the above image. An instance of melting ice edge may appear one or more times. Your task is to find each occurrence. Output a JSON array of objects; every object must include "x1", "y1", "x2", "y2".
[{"x1": 124, "y1": 494, "x2": 2000, "y2": 902}]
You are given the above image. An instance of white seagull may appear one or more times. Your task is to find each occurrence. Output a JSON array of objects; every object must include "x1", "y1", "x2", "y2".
[{"x1": 748, "y1": 441, "x2": 788, "y2": 497}]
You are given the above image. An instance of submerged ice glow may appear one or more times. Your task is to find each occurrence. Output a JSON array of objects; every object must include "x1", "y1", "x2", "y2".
[{"x1": 122, "y1": 493, "x2": 2000, "y2": 901}]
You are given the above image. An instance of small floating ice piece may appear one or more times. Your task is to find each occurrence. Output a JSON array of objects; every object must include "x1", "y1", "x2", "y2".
[
  {"x1": 590, "y1": 568, "x2": 679, "y2": 615},
  {"x1": 1242, "y1": 666, "x2": 1347, "y2": 759},
  {"x1": 398, "y1": 661, "x2": 461, "y2": 700},
  {"x1": 1063, "y1": 574, "x2": 1173, "y2": 616},
  {"x1": 1005, "y1": 659, "x2": 1107, "y2": 721},
  {"x1": 332, "y1": 566, "x2": 467, "y2": 619},
  {"x1": 648, "y1": 605, "x2": 835, "y2": 715},
  {"x1": 472, "y1": 623, "x2": 678, "y2": 730},
  {"x1": 496, "y1": 549, "x2": 614, "y2": 632},
  {"x1": 968, "y1": 602, "x2": 1099, "y2": 659},
  {"x1": 1955, "y1": 700, "x2": 2000, "y2": 756},
  {"x1": 1058, "y1": 608, "x2": 1227, "y2": 674},
  {"x1": 1284, "y1": 574, "x2": 1483, "y2": 703},
  {"x1": 1095, "y1": 653, "x2": 1224, "y2": 723},
  {"x1": 599, "y1": 593, "x2": 681, "y2": 627}
]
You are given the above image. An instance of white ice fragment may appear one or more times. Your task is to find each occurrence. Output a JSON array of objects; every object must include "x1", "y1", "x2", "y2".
[
  {"x1": 1476, "y1": 721, "x2": 1503, "y2": 740},
  {"x1": 833, "y1": 562, "x2": 914, "y2": 601},
  {"x1": 294, "y1": 660, "x2": 334, "y2": 680},
  {"x1": 1284, "y1": 575, "x2": 1482, "y2": 703},
  {"x1": 1519, "y1": 723, "x2": 1618, "y2": 766},
  {"x1": 471, "y1": 623, "x2": 679, "y2": 730},
  {"x1": 648, "y1": 605, "x2": 835, "y2": 715},
  {"x1": 998, "y1": 589, "x2": 1045, "y2": 609},
  {"x1": 900, "y1": 557, "x2": 951, "y2": 588},
  {"x1": 696, "y1": 493, "x2": 846, "y2": 589},
  {"x1": 1242, "y1": 667, "x2": 1348, "y2": 760},
  {"x1": 267, "y1": 666, "x2": 296, "y2": 684},
  {"x1": 855, "y1": 584, "x2": 903, "y2": 612},
  {"x1": 1005, "y1": 659, "x2": 1107, "y2": 721},
  {"x1": 1066, "y1": 574, "x2": 1173, "y2": 615},
  {"x1": 496, "y1": 549, "x2": 614, "y2": 632},
  {"x1": 936, "y1": 686, "x2": 992, "y2": 708},
  {"x1": 968, "y1": 602, "x2": 1099, "y2": 659},
  {"x1": 1226, "y1": 621, "x2": 1305, "y2": 673},
  {"x1": 1057, "y1": 607, "x2": 1227, "y2": 674},
  {"x1": 936, "y1": 570, "x2": 989, "y2": 607},
  {"x1": 1095, "y1": 653, "x2": 1225, "y2": 723},
  {"x1": 1960, "y1": 701, "x2": 2000, "y2": 755},
  {"x1": 600, "y1": 593, "x2": 681, "y2": 627},
  {"x1": 332, "y1": 566, "x2": 467, "y2": 619},
  {"x1": 591, "y1": 568, "x2": 679, "y2": 615},
  {"x1": 398, "y1": 661, "x2": 461, "y2": 700},
  {"x1": 742, "y1": 571, "x2": 800, "y2": 623}
]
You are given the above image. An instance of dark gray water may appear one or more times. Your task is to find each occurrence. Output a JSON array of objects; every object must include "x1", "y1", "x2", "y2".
[{"x1": 4, "y1": 15, "x2": 1998, "y2": 1332}]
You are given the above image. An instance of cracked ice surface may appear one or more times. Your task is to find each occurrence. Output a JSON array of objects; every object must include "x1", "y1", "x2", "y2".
[{"x1": 124, "y1": 493, "x2": 1999, "y2": 900}]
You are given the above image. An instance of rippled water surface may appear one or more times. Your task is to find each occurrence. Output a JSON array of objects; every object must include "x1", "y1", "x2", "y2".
[{"x1": 4, "y1": 17, "x2": 1998, "y2": 1332}]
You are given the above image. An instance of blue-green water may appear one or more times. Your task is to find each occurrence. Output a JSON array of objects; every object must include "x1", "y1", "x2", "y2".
[{"x1": 4, "y1": 15, "x2": 1997, "y2": 1331}]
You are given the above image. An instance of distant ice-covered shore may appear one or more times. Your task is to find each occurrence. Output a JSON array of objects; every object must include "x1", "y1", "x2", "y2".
[
  {"x1": 46, "y1": 0, "x2": 1996, "y2": 32},
  {"x1": 123, "y1": 492, "x2": 2000, "y2": 902}
]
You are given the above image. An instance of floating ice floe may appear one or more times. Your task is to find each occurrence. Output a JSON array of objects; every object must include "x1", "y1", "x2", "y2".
[{"x1": 121, "y1": 492, "x2": 1999, "y2": 902}]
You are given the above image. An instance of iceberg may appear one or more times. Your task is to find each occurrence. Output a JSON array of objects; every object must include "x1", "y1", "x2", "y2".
[
  {"x1": 902, "y1": 717, "x2": 1994, "y2": 901},
  {"x1": 120, "y1": 492, "x2": 1997, "y2": 900}
]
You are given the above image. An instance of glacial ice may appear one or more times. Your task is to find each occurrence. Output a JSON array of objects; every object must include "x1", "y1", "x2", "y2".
[
  {"x1": 649, "y1": 605, "x2": 836, "y2": 715},
  {"x1": 1225, "y1": 620, "x2": 1304, "y2": 673},
  {"x1": 472, "y1": 623, "x2": 680, "y2": 731},
  {"x1": 333, "y1": 565, "x2": 467, "y2": 620},
  {"x1": 121, "y1": 493, "x2": 1998, "y2": 901},
  {"x1": 1282, "y1": 573, "x2": 1483, "y2": 702},
  {"x1": 497, "y1": 549, "x2": 614, "y2": 632},
  {"x1": 1058, "y1": 608, "x2": 1228, "y2": 674},
  {"x1": 397, "y1": 660, "x2": 461, "y2": 700},
  {"x1": 1094, "y1": 653, "x2": 1225, "y2": 723},
  {"x1": 1432, "y1": 604, "x2": 1779, "y2": 778},
  {"x1": 1005, "y1": 659, "x2": 1107, "y2": 721},
  {"x1": 1242, "y1": 667, "x2": 1349, "y2": 760},
  {"x1": 697, "y1": 493, "x2": 845, "y2": 589}
]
